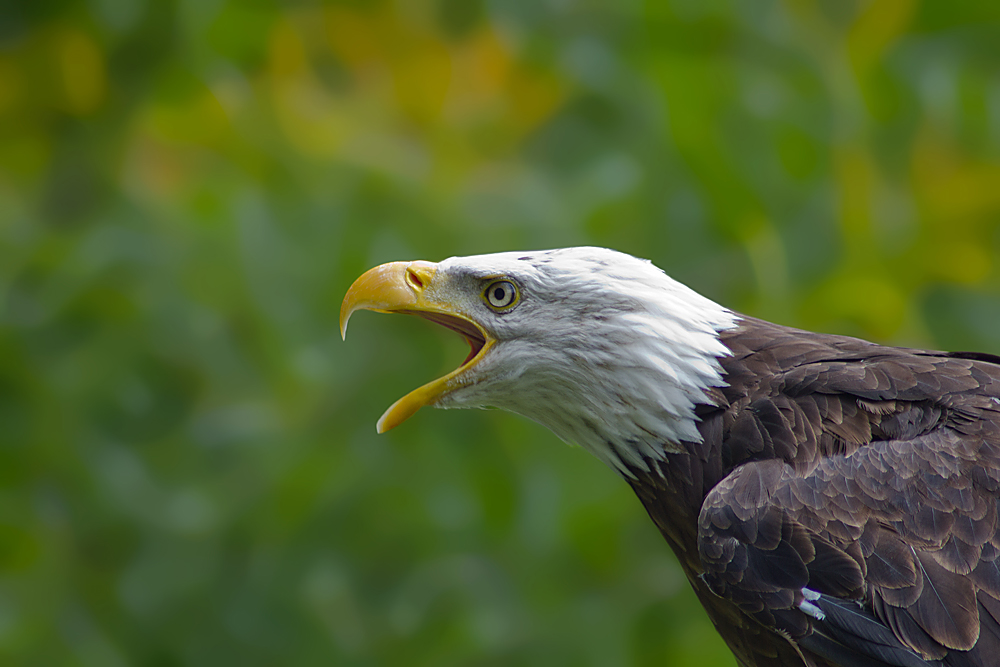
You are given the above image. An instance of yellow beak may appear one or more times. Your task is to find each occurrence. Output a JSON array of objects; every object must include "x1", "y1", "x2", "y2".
[{"x1": 340, "y1": 261, "x2": 494, "y2": 433}]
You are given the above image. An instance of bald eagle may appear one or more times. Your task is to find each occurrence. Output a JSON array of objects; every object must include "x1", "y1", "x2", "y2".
[{"x1": 341, "y1": 247, "x2": 1000, "y2": 667}]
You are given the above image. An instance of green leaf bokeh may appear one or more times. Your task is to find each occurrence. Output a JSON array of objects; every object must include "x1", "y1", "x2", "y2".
[{"x1": 1, "y1": 0, "x2": 999, "y2": 665}]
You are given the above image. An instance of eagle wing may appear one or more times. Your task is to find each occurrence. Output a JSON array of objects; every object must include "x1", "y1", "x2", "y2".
[{"x1": 698, "y1": 327, "x2": 1000, "y2": 667}]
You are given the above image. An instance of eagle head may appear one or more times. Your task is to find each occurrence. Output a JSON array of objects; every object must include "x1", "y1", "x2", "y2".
[{"x1": 341, "y1": 247, "x2": 737, "y2": 474}]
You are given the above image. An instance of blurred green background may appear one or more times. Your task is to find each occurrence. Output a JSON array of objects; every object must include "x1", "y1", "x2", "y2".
[{"x1": 2, "y1": 0, "x2": 999, "y2": 665}]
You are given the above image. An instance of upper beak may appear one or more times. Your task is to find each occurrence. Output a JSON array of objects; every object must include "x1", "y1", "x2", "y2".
[
  {"x1": 340, "y1": 261, "x2": 438, "y2": 340},
  {"x1": 340, "y1": 260, "x2": 494, "y2": 433}
]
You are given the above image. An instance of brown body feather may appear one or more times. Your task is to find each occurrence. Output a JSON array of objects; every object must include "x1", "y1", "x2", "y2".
[{"x1": 628, "y1": 317, "x2": 1000, "y2": 667}]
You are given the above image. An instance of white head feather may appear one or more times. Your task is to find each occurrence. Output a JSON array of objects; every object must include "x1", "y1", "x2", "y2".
[{"x1": 430, "y1": 247, "x2": 738, "y2": 475}]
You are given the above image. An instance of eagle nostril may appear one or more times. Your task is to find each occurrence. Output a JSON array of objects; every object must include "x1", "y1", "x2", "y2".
[{"x1": 406, "y1": 268, "x2": 424, "y2": 290}]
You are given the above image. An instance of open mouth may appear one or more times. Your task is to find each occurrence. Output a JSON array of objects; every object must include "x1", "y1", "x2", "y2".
[
  {"x1": 368, "y1": 308, "x2": 494, "y2": 433},
  {"x1": 339, "y1": 259, "x2": 495, "y2": 433},
  {"x1": 405, "y1": 310, "x2": 488, "y2": 366}
]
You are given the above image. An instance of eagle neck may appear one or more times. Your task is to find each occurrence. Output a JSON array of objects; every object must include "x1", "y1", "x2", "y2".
[
  {"x1": 625, "y1": 433, "x2": 730, "y2": 566},
  {"x1": 548, "y1": 290, "x2": 739, "y2": 477}
]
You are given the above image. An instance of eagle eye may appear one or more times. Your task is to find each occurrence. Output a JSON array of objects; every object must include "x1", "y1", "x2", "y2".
[{"x1": 483, "y1": 280, "x2": 518, "y2": 311}]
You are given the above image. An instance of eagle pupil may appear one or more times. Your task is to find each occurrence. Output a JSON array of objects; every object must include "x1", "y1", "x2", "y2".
[{"x1": 494, "y1": 287, "x2": 505, "y2": 301}]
